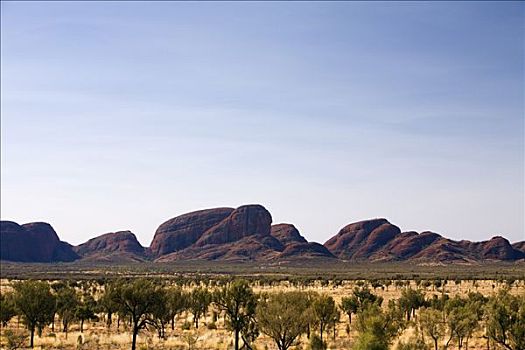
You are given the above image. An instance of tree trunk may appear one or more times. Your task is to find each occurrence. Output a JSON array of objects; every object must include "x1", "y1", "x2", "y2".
[
  {"x1": 234, "y1": 329, "x2": 239, "y2": 350},
  {"x1": 80, "y1": 319, "x2": 84, "y2": 333},
  {"x1": 132, "y1": 327, "x2": 138, "y2": 350},
  {"x1": 30, "y1": 326, "x2": 35, "y2": 348},
  {"x1": 434, "y1": 338, "x2": 438, "y2": 350},
  {"x1": 320, "y1": 323, "x2": 324, "y2": 342},
  {"x1": 307, "y1": 324, "x2": 311, "y2": 338},
  {"x1": 171, "y1": 316, "x2": 175, "y2": 330}
]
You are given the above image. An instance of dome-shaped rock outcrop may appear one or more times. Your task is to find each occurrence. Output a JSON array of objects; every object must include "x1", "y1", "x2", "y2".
[
  {"x1": 148, "y1": 207, "x2": 234, "y2": 257},
  {"x1": 0, "y1": 221, "x2": 78, "y2": 262},
  {"x1": 75, "y1": 230, "x2": 145, "y2": 262}
]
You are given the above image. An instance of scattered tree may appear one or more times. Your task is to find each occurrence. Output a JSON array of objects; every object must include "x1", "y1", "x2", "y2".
[
  {"x1": 13, "y1": 280, "x2": 56, "y2": 348},
  {"x1": 312, "y1": 294, "x2": 339, "y2": 343},
  {"x1": 150, "y1": 287, "x2": 171, "y2": 339},
  {"x1": 257, "y1": 291, "x2": 309, "y2": 350},
  {"x1": 485, "y1": 290, "x2": 525, "y2": 350},
  {"x1": 419, "y1": 307, "x2": 445, "y2": 350},
  {"x1": 111, "y1": 278, "x2": 164, "y2": 350},
  {"x1": 167, "y1": 286, "x2": 186, "y2": 331},
  {"x1": 341, "y1": 287, "x2": 383, "y2": 324},
  {"x1": 214, "y1": 279, "x2": 258, "y2": 350},
  {"x1": 98, "y1": 281, "x2": 120, "y2": 329},
  {"x1": 353, "y1": 301, "x2": 406, "y2": 350},
  {"x1": 399, "y1": 288, "x2": 426, "y2": 321},
  {"x1": 56, "y1": 285, "x2": 79, "y2": 337},
  {"x1": 0, "y1": 291, "x2": 17, "y2": 327},
  {"x1": 75, "y1": 291, "x2": 98, "y2": 333},
  {"x1": 189, "y1": 287, "x2": 211, "y2": 329}
]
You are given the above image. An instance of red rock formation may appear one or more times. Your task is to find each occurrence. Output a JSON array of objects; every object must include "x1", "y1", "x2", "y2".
[
  {"x1": 385, "y1": 231, "x2": 442, "y2": 260},
  {"x1": 3, "y1": 208, "x2": 524, "y2": 264},
  {"x1": 150, "y1": 205, "x2": 276, "y2": 261},
  {"x1": 461, "y1": 236, "x2": 524, "y2": 261},
  {"x1": 148, "y1": 207, "x2": 234, "y2": 257},
  {"x1": 323, "y1": 219, "x2": 401, "y2": 260},
  {"x1": 512, "y1": 241, "x2": 525, "y2": 253},
  {"x1": 411, "y1": 238, "x2": 471, "y2": 263},
  {"x1": 279, "y1": 242, "x2": 335, "y2": 259},
  {"x1": 0, "y1": 221, "x2": 78, "y2": 262},
  {"x1": 324, "y1": 218, "x2": 525, "y2": 263},
  {"x1": 156, "y1": 235, "x2": 282, "y2": 261},
  {"x1": 195, "y1": 205, "x2": 272, "y2": 246},
  {"x1": 74, "y1": 231, "x2": 145, "y2": 262},
  {"x1": 271, "y1": 224, "x2": 307, "y2": 246}
]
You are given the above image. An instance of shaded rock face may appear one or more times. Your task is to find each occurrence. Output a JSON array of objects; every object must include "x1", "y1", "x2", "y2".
[
  {"x1": 412, "y1": 236, "x2": 524, "y2": 263},
  {"x1": 150, "y1": 205, "x2": 275, "y2": 261},
  {"x1": 280, "y1": 242, "x2": 335, "y2": 259},
  {"x1": 74, "y1": 231, "x2": 145, "y2": 261},
  {"x1": 385, "y1": 231, "x2": 442, "y2": 260},
  {"x1": 269, "y1": 224, "x2": 334, "y2": 259},
  {"x1": 271, "y1": 224, "x2": 307, "y2": 246},
  {"x1": 153, "y1": 206, "x2": 334, "y2": 262},
  {"x1": 148, "y1": 208, "x2": 234, "y2": 257},
  {"x1": 469, "y1": 236, "x2": 524, "y2": 261},
  {"x1": 0, "y1": 221, "x2": 79, "y2": 262},
  {"x1": 157, "y1": 235, "x2": 283, "y2": 262},
  {"x1": 195, "y1": 205, "x2": 272, "y2": 246},
  {"x1": 411, "y1": 239, "x2": 469, "y2": 263},
  {"x1": 513, "y1": 241, "x2": 525, "y2": 253},
  {"x1": 324, "y1": 219, "x2": 402, "y2": 260},
  {"x1": 3, "y1": 207, "x2": 524, "y2": 264},
  {"x1": 323, "y1": 218, "x2": 525, "y2": 263}
]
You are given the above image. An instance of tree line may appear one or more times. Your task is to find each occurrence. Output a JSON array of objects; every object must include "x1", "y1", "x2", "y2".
[{"x1": 0, "y1": 278, "x2": 523, "y2": 350}]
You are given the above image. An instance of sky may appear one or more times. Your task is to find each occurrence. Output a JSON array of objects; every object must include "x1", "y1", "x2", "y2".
[{"x1": 1, "y1": 1, "x2": 524, "y2": 246}]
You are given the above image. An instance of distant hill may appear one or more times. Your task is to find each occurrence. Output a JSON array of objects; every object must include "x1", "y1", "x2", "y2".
[
  {"x1": 74, "y1": 230, "x2": 146, "y2": 263},
  {"x1": 151, "y1": 205, "x2": 335, "y2": 261},
  {"x1": 324, "y1": 218, "x2": 524, "y2": 263},
  {"x1": 0, "y1": 221, "x2": 78, "y2": 262},
  {"x1": 1, "y1": 204, "x2": 523, "y2": 264}
]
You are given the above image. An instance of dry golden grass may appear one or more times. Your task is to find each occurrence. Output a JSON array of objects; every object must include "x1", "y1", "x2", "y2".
[{"x1": 0, "y1": 279, "x2": 523, "y2": 350}]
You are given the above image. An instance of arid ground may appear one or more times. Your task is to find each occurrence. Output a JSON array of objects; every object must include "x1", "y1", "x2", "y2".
[{"x1": 1, "y1": 261, "x2": 524, "y2": 350}]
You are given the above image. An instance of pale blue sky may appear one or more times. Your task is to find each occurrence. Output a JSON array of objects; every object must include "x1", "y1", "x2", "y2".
[{"x1": 1, "y1": 1, "x2": 524, "y2": 245}]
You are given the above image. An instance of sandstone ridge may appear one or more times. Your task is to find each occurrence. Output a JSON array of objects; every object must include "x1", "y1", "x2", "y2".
[{"x1": 1, "y1": 205, "x2": 523, "y2": 263}]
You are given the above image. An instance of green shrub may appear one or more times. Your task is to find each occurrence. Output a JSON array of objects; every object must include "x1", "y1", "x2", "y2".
[
  {"x1": 352, "y1": 332, "x2": 387, "y2": 350},
  {"x1": 4, "y1": 329, "x2": 28, "y2": 350},
  {"x1": 396, "y1": 336, "x2": 429, "y2": 350},
  {"x1": 308, "y1": 335, "x2": 327, "y2": 350}
]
